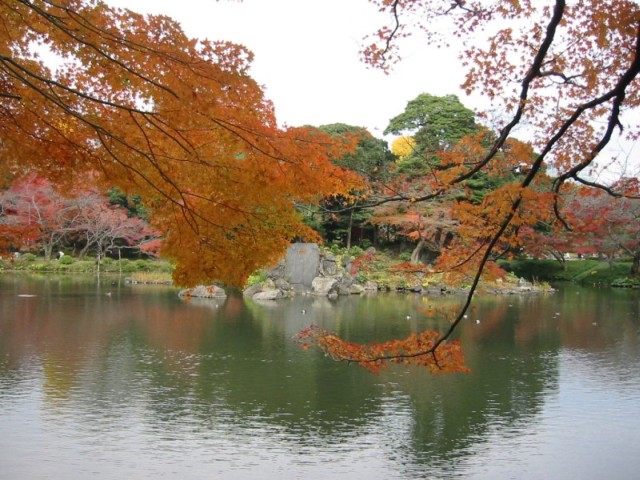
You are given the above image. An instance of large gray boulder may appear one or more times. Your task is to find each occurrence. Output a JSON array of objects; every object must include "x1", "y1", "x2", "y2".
[
  {"x1": 320, "y1": 253, "x2": 338, "y2": 276},
  {"x1": 285, "y1": 243, "x2": 320, "y2": 288},
  {"x1": 311, "y1": 277, "x2": 338, "y2": 296},
  {"x1": 253, "y1": 290, "x2": 282, "y2": 301},
  {"x1": 363, "y1": 280, "x2": 379, "y2": 291},
  {"x1": 335, "y1": 274, "x2": 354, "y2": 295},
  {"x1": 242, "y1": 283, "x2": 263, "y2": 298}
]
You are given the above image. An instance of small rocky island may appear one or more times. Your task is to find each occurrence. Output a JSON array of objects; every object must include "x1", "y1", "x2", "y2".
[
  {"x1": 178, "y1": 243, "x2": 552, "y2": 301},
  {"x1": 242, "y1": 243, "x2": 372, "y2": 301}
]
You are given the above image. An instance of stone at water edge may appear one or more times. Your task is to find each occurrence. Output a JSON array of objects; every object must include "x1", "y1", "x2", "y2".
[{"x1": 178, "y1": 285, "x2": 227, "y2": 299}]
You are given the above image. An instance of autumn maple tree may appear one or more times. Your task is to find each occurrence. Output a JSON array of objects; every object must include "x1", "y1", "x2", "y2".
[
  {"x1": 0, "y1": 179, "x2": 41, "y2": 253},
  {"x1": 1, "y1": 174, "x2": 82, "y2": 260},
  {"x1": 73, "y1": 194, "x2": 156, "y2": 263},
  {"x1": 0, "y1": 0, "x2": 361, "y2": 286},
  {"x1": 560, "y1": 180, "x2": 640, "y2": 271}
]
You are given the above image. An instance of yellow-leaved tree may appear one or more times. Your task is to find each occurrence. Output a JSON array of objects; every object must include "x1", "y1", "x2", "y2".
[{"x1": 390, "y1": 136, "x2": 416, "y2": 162}]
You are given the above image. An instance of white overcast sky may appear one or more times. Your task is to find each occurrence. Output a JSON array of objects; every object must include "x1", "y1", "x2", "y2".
[{"x1": 106, "y1": 0, "x2": 469, "y2": 137}]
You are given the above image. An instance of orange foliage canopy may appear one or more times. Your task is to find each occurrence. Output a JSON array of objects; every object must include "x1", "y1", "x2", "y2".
[{"x1": 0, "y1": 0, "x2": 362, "y2": 286}]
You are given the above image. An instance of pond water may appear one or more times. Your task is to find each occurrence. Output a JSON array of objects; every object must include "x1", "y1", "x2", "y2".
[{"x1": 1, "y1": 273, "x2": 639, "y2": 479}]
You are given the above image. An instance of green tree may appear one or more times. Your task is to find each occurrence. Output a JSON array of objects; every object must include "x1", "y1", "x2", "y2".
[
  {"x1": 318, "y1": 123, "x2": 392, "y2": 178},
  {"x1": 108, "y1": 188, "x2": 149, "y2": 220},
  {"x1": 384, "y1": 94, "x2": 478, "y2": 174},
  {"x1": 311, "y1": 124, "x2": 392, "y2": 248}
]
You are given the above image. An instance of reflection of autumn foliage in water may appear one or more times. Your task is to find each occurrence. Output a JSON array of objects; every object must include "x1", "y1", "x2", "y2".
[
  {"x1": 142, "y1": 304, "x2": 213, "y2": 353},
  {"x1": 1, "y1": 282, "x2": 231, "y2": 398}
]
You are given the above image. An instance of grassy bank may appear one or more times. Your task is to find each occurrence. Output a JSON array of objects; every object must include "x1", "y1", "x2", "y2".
[
  {"x1": 0, "y1": 254, "x2": 174, "y2": 283},
  {"x1": 500, "y1": 258, "x2": 640, "y2": 287}
]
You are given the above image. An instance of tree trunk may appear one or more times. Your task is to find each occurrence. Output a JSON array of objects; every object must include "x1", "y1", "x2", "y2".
[
  {"x1": 95, "y1": 240, "x2": 104, "y2": 276},
  {"x1": 631, "y1": 250, "x2": 640, "y2": 277},
  {"x1": 549, "y1": 250, "x2": 567, "y2": 270},
  {"x1": 78, "y1": 239, "x2": 92, "y2": 258},
  {"x1": 346, "y1": 209, "x2": 354, "y2": 250},
  {"x1": 43, "y1": 243, "x2": 53, "y2": 262},
  {"x1": 410, "y1": 237, "x2": 425, "y2": 265}
]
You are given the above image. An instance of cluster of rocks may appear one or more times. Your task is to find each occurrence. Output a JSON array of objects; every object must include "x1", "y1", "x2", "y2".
[
  {"x1": 243, "y1": 243, "x2": 377, "y2": 301},
  {"x1": 178, "y1": 284, "x2": 227, "y2": 299},
  {"x1": 177, "y1": 244, "x2": 554, "y2": 302}
]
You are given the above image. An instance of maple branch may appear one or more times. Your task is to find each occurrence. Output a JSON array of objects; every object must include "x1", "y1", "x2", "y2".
[
  {"x1": 447, "y1": 0, "x2": 475, "y2": 15},
  {"x1": 448, "y1": 0, "x2": 567, "y2": 185},
  {"x1": 537, "y1": 70, "x2": 584, "y2": 86},
  {"x1": 19, "y1": 0, "x2": 177, "y2": 98},
  {"x1": 433, "y1": 4, "x2": 640, "y2": 360},
  {"x1": 552, "y1": 20, "x2": 640, "y2": 221},
  {"x1": 107, "y1": 114, "x2": 276, "y2": 245},
  {"x1": 378, "y1": 0, "x2": 402, "y2": 65},
  {"x1": 210, "y1": 117, "x2": 293, "y2": 164},
  {"x1": 0, "y1": 91, "x2": 21, "y2": 100},
  {"x1": 0, "y1": 55, "x2": 153, "y2": 114},
  {"x1": 571, "y1": 176, "x2": 640, "y2": 200},
  {"x1": 425, "y1": 241, "x2": 487, "y2": 275},
  {"x1": 94, "y1": 131, "x2": 198, "y2": 228}
]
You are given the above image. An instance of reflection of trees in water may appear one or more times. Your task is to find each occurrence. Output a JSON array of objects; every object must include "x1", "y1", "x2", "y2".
[
  {"x1": 158, "y1": 295, "x2": 385, "y2": 441},
  {"x1": 205, "y1": 292, "x2": 565, "y2": 477},
  {"x1": 369, "y1": 295, "x2": 560, "y2": 475},
  {"x1": 381, "y1": 287, "x2": 640, "y2": 476},
  {"x1": 376, "y1": 349, "x2": 559, "y2": 477}
]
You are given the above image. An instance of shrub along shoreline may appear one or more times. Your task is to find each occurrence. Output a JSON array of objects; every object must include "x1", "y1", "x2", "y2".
[
  {"x1": 2, "y1": 252, "x2": 637, "y2": 289},
  {"x1": 500, "y1": 258, "x2": 640, "y2": 288}
]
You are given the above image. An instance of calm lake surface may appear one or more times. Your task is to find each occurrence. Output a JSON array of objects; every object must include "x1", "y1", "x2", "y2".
[{"x1": 1, "y1": 273, "x2": 639, "y2": 480}]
